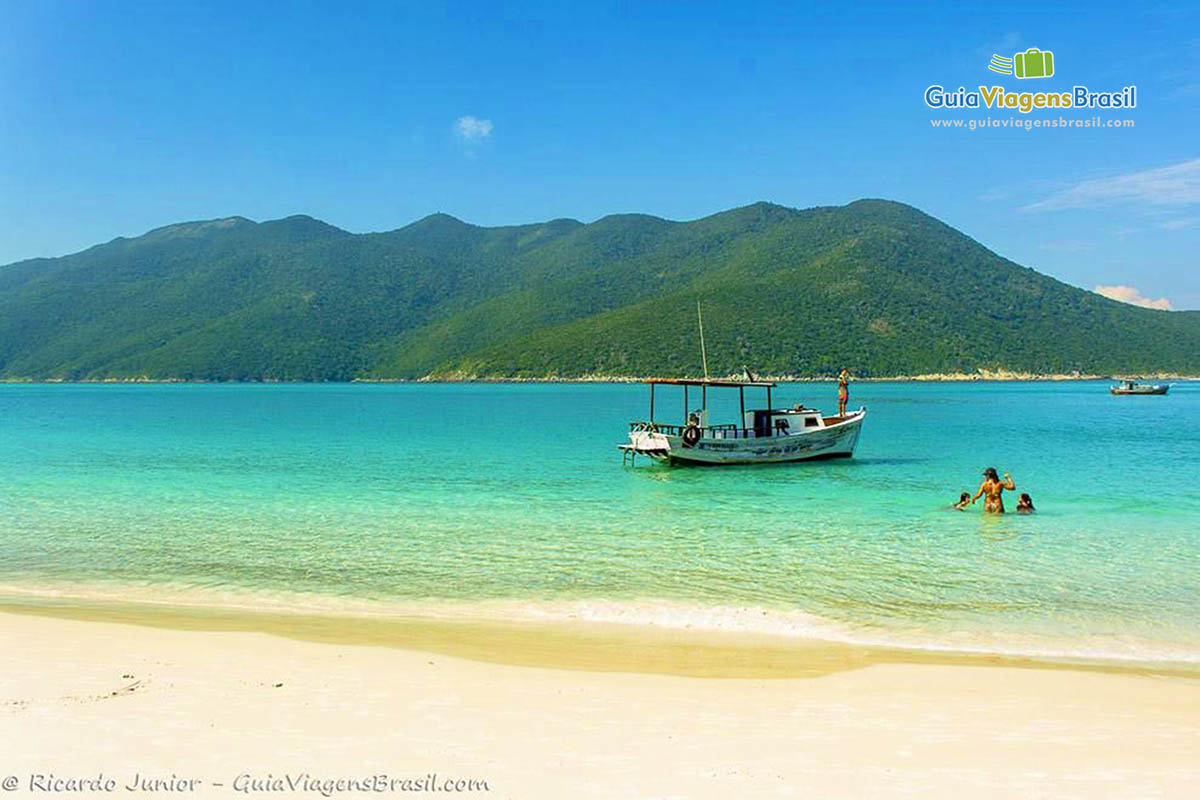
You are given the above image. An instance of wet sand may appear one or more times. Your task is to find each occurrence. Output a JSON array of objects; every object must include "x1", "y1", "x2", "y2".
[{"x1": 4, "y1": 596, "x2": 1199, "y2": 680}]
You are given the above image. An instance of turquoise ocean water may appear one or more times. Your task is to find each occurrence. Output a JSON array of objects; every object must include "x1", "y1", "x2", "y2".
[{"x1": 1, "y1": 381, "x2": 1197, "y2": 666}]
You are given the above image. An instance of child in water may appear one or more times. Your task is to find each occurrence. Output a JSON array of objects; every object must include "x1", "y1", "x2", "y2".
[
  {"x1": 953, "y1": 492, "x2": 971, "y2": 510},
  {"x1": 1017, "y1": 493, "x2": 1035, "y2": 514}
]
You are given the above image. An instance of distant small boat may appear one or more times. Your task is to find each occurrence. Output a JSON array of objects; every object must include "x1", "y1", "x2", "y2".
[{"x1": 1110, "y1": 380, "x2": 1169, "y2": 395}]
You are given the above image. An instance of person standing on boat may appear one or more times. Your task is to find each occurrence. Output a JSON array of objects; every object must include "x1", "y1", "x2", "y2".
[
  {"x1": 971, "y1": 467, "x2": 1016, "y2": 513},
  {"x1": 837, "y1": 368, "x2": 850, "y2": 417}
]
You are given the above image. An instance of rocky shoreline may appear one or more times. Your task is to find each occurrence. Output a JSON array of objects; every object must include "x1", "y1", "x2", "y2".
[{"x1": 2, "y1": 371, "x2": 1196, "y2": 385}]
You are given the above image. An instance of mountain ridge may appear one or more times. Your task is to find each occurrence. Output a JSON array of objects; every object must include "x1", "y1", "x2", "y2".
[{"x1": 1, "y1": 200, "x2": 1196, "y2": 381}]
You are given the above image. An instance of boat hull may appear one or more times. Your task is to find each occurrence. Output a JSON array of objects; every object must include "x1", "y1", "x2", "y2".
[
  {"x1": 1110, "y1": 386, "x2": 1169, "y2": 395},
  {"x1": 623, "y1": 410, "x2": 864, "y2": 465}
]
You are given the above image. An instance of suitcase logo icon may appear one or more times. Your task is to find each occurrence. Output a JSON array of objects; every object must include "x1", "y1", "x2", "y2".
[{"x1": 988, "y1": 48, "x2": 1055, "y2": 79}]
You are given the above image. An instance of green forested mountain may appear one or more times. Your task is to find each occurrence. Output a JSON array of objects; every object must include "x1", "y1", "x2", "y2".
[{"x1": 1, "y1": 200, "x2": 1197, "y2": 380}]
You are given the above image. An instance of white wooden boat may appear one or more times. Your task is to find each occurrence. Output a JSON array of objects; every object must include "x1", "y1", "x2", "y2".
[
  {"x1": 1110, "y1": 380, "x2": 1169, "y2": 395},
  {"x1": 619, "y1": 378, "x2": 865, "y2": 465}
]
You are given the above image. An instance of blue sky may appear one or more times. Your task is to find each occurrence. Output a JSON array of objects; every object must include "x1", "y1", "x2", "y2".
[{"x1": 3, "y1": 1, "x2": 1198, "y2": 307}]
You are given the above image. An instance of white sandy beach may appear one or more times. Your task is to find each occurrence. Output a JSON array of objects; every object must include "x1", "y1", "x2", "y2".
[{"x1": 3, "y1": 612, "x2": 1199, "y2": 799}]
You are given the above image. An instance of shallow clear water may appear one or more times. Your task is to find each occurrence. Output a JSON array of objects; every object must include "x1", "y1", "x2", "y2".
[{"x1": 1, "y1": 381, "x2": 1197, "y2": 664}]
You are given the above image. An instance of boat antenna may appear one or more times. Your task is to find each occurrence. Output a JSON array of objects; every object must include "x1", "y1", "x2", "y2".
[{"x1": 697, "y1": 299, "x2": 709, "y2": 380}]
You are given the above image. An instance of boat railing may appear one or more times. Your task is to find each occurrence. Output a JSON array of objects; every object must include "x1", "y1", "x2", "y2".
[{"x1": 628, "y1": 421, "x2": 780, "y2": 439}]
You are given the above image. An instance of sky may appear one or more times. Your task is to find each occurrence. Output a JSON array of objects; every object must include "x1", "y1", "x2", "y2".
[{"x1": 2, "y1": 1, "x2": 1198, "y2": 308}]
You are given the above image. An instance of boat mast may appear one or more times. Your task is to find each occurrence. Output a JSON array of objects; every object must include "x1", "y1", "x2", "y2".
[{"x1": 697, "y1": 300, "x2": 709, "y2": 411}]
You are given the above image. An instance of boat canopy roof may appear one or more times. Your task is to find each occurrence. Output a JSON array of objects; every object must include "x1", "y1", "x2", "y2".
[{"x1": 644, "y1": 378, "x2": 776, "y2": 388}]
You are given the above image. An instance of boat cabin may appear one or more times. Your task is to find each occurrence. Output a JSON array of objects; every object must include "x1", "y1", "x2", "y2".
[{"x1": 640, "y1": 378, "x2": 830, "y2": 439}]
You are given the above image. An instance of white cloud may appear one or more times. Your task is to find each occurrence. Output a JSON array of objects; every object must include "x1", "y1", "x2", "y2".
[
  {"x1": 1157, "y1": 218, "x2": 1196, "y2": 230},
  {"x1": 454, "y1": 116, "x2": 493, "y2": 142},
  {"x1": 1093, "y1": 284, "x2": 1174, "y2": 310},
  {"x1": 1022, "y1": 158, "x2": 1200, "y2": 212}
]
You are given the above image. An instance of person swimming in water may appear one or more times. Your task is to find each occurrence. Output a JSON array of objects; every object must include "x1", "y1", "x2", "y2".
[
  {"x1": 837, "y1": 368, "x2": 850, "y2": 417},
  {"x1": 953, "y1": 491, "x2": 971, "y2": 510},
  {"x1": 971, "y1": 467, "x2": 1015, "y2": 513},
  {"x1": 1017, "y1": 493, "x2": 1035, "y2": 514}
]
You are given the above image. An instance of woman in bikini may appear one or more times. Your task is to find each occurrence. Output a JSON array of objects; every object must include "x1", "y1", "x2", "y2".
[
  {"x1": 971, "y1": 467, "x2": 1016, "y2": 513},
  {"x1": 837, "y1": 368, "x2": 850, "y2": 417}
]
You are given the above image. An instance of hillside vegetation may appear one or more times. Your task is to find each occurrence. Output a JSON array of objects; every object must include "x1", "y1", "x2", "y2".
[{"x1": 1, "y1": 200, "x2": 1197, "y2": 380}]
